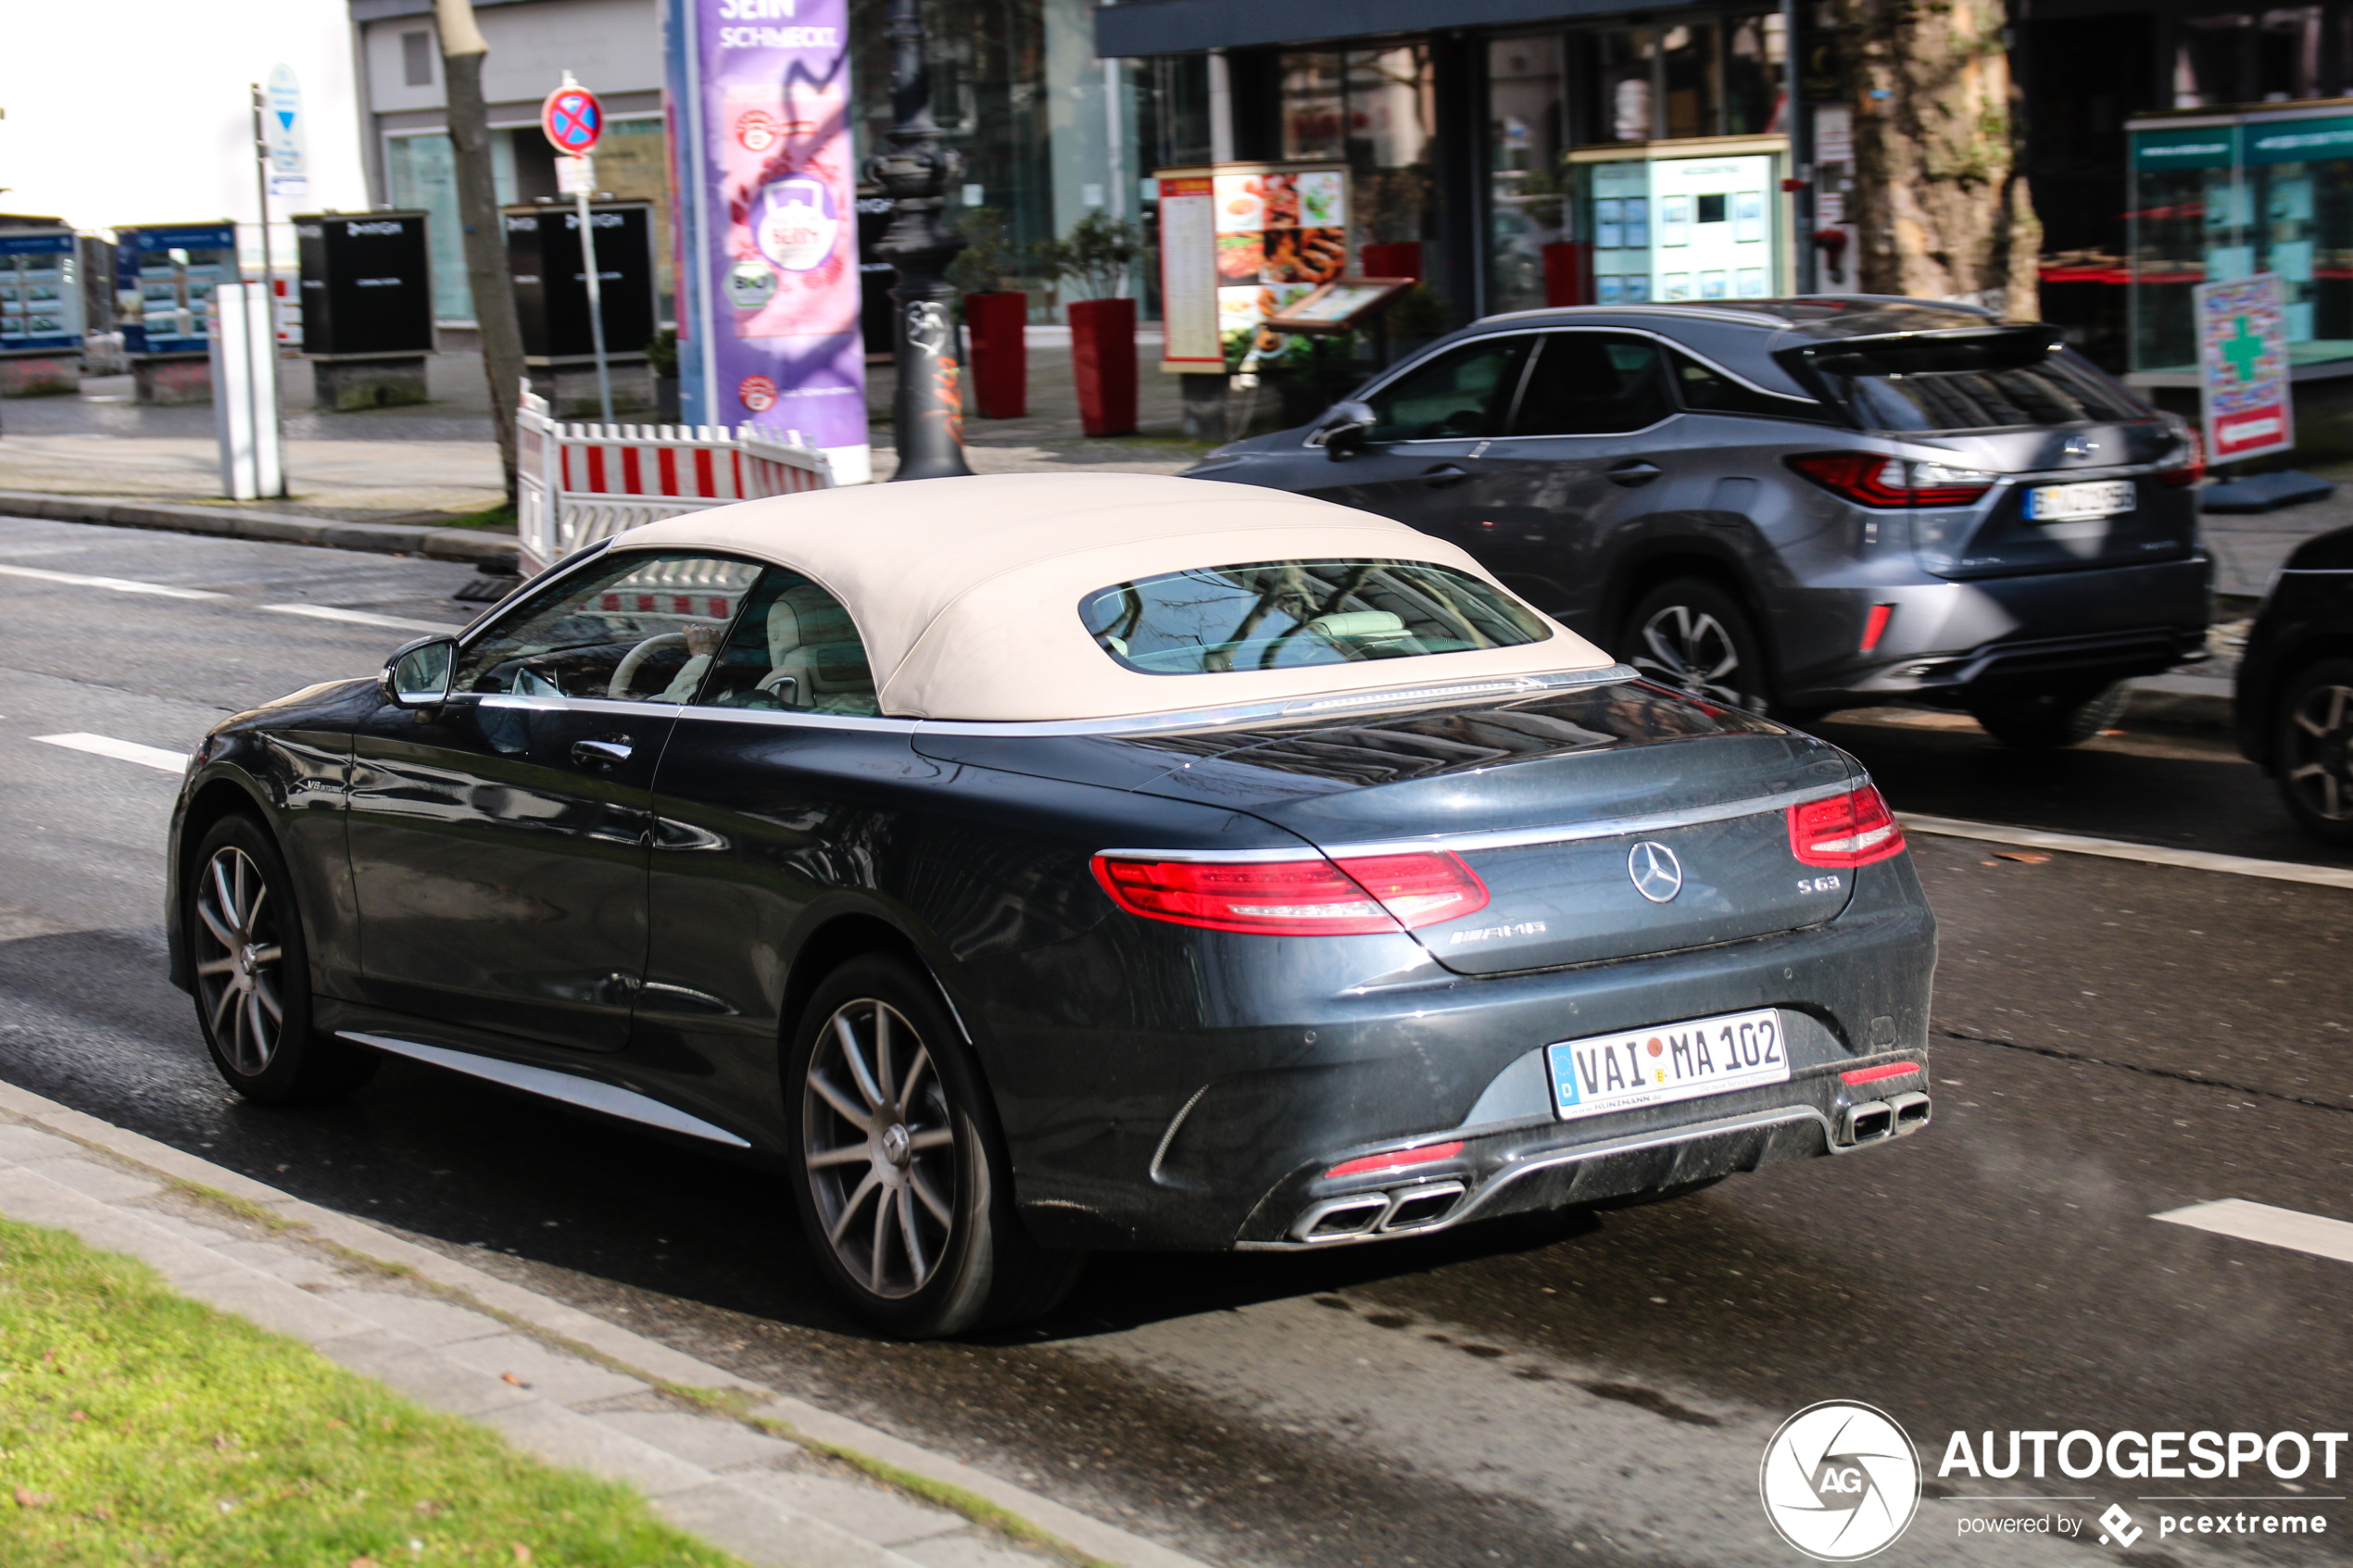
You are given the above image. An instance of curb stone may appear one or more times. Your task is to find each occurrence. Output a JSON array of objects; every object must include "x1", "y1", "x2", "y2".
[
  {"x1": 0, "y1": 489, "x2": 519, "y2": 565},
  {"x1": 0, "y1": 1076, "x2": 1211, "y2": 1568}
]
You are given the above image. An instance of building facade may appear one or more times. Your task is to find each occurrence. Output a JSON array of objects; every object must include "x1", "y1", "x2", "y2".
[{"x1": 345, "y1": 0, "x2": 1183, "y2": 328}]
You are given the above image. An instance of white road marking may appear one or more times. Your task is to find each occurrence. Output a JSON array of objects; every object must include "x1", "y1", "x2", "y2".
[
  {"x1": 261, "y1": 603, "x2": 456, "y2": 633},
  {"x1": 0, "y1": 563, "x2": 225, "y2": 600},
  {"x1": 2153, "y1": 1198, "x2": 2353, "y2": 1266},
  {"x1": 1899, "y1": 813, "x2": 2353, "y2": 891},
  {"x1": 32, "y1": 733, "x2": 188, "y2": 773}
]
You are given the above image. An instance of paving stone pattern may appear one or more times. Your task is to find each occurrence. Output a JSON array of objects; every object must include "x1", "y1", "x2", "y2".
[{"x1": 0, "y1": 1090, "x2": 1207, "y2": 1568}]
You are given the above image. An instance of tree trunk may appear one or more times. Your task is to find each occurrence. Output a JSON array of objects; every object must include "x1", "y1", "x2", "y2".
[
  {"x1": 436, "y1": 0, "x2": 524, "y2": 505},
  {"x1": 1835, "y1": 0, "x2": 2041, "y2": 321}
]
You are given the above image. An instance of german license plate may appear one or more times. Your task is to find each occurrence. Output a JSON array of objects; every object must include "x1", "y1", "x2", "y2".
[
  {"x1": 1544, "y1": 1009, "x2": 1788, "y2": 1123},
  {"x1": 2023, "y1": 480, "x2": 2134, "y2": 521}
]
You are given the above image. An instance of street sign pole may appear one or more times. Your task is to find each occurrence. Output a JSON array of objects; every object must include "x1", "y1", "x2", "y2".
[
  {"x1": 545, "y1": 73, "x2": 613, "y2": 424},
  {"x1": 245, "y1": 81, "x2": 287, "y2": 495}
]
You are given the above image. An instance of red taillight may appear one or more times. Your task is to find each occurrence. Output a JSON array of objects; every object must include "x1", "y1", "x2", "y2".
[
  {"x1": 1841, "y1": 1061, "x2": 1920, "y2": 1086},
  {"x1": 1858, "y1": 602, "x2": 1894, "y2": 653},
  {"x1": 2157, "y1": 425, "x2": 2206, "y2": 488},
  {"x1": 1788, "y1": 785, "x2": 1906, "y2": 867},
  {"x1": 1786, "y1": 451, "x2": 1994, "y2": 508},
  {"x1": 1090, "y1": 851, "x2": 1489, "y2": 935},
  {"x1": 1326, "y1": 1140, "x2": 1465, "y2": 1179}
]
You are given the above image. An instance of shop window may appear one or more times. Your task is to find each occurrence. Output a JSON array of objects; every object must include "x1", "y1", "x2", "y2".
[
  {"x1": 2174, "y1": 8, "x2": 2323, "y2": 107},
  {"x1": 1573, "y1": 13, "x2": 1783, "y2": 144},
  {"x1": 1489, "y1": 36, "x2": 1567, "y2": 314},
  {"x1": 384, "y1": 133, "x2": 472, "y2": 324},
  {"x1": 1277, "y1": 46, "x2": 1436, "y2": 246}
]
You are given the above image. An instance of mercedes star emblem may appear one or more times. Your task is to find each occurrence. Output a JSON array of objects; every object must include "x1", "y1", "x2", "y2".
[{"x1": 1628, "y1": 841, "x2": 1683, "y2": 903}]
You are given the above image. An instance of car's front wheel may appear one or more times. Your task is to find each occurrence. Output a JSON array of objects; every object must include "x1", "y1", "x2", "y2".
[
  {"x1": 2272, "y1": 656, "x2": 2353, "y2": 844},
  {"x1": 187, "y1": 815, "x2": 377, "y2": 1104},
  {"x1": 1966, "y1": 681, "x2": 2132, "y2": 749},
  {"x1": 786, "y1": 956, "x2": 1083, "y2": 1337},
  {"x1": 1621, "y1": 579, "x2": 1772, "y2": 712}
]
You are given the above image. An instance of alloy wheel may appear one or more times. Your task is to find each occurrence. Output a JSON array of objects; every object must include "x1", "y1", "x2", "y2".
[
  {"x1": 191, "y1": 847, "x2": 285, "y2": 1077},
  {"x1": 2284, "y1": 682, "x2": 2353, "y2": 822},
  {"x1": 801, "y1": 997, "x2": 960, "y2": 1298},
  {"x1": 1631, "y1": 604, "x2": 1746, "y2": 708}
]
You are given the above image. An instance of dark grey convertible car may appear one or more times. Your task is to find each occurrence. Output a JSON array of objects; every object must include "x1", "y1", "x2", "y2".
[
  {"x1": 168, "y1": 474, "x2": 1936, "y2": 1336},
  {"x1": 1187, "y1": 297, "x2": 2211, "y2": 748}
]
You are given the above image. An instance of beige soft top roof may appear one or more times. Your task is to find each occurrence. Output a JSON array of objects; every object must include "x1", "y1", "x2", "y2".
[{"x1": 616, "y1": 473, "x2": 1613, "y2": 721}]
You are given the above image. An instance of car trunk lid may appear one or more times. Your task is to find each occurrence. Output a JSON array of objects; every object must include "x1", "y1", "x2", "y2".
[{"x1": 1120, "y1": 680, "x2": 1860, "y2": 975}]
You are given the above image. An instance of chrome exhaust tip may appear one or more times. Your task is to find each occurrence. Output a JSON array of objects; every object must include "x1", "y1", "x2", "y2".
[
  {"x1": 1841, "y1": 1099, "x2": 1895, "y2": 1145},
  {"x1": 1888, "y1": 1091, "x2": 1931, "y2": 1132},
  {"x1": 1379, "y1": 1180, "x2": 1466, "y2": 1233},
  {"x1": 1293, "y1": 1194, "x2": 1390, "y2": 1241}
]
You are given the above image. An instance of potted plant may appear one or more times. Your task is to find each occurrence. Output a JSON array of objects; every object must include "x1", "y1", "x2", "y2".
[
  {"x1": 950, "y1": 207, "x2": 1026, "y2": 420},
  {"x1": 1035, "y1": 213, "x2": 1146, "y2": 438},
  {"x1": 647, "y1": 328, "x2": 680, "y2": 423}
]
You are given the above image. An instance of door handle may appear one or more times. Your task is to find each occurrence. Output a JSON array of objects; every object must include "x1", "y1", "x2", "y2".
[
  {"x1": 1422, "y1": 464, "x2": 1472, "y2": 488},
  {"x1": 572, "y1": 737, "x2": 634, "y2": 768},
  {"x1": 1606, "y1": 461, "x2": 1663, "y2": 487}
]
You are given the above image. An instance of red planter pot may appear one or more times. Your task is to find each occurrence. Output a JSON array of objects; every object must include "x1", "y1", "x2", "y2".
[
  {"x1": 963, "y1": 291, "x2": 1027, "y2": 420},
  {"x1": 1068, "y1": 295, "x2": 1138, "y2": 438}
]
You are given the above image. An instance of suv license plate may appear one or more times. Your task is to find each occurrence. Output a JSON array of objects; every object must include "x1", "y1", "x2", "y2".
[
  {"x1": 2025, "y1": 480, "x2": 2135, "y2": 521},
  {"x1": 1544, "y1": 1008, "x2": 1788, "y2": 1123}
]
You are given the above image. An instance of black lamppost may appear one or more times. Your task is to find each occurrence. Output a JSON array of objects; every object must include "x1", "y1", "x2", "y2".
[{"x1": 866, "y1": 0, "x2": 973, "y2": 481}]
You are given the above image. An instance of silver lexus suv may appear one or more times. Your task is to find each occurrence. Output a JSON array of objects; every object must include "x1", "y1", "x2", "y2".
[{"x1": 1183, "y1": 297, "x2": 2211, "y2": 747}]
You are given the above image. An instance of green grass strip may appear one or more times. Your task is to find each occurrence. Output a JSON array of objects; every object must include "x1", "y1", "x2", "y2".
[{"x1": 0, "y1": 1213, "x2": 747, "y2": 1567}]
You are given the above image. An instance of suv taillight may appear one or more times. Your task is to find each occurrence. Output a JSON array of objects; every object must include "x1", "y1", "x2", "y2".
[
  {"x1": 2156, "y1": 424, "x2": 2206, "y2": 488},
  {"x1": 1787, "y1": 452, "x2": 1996, "y2": 508},
  {"x1": 1788, "y1": 785, "x2": 1906, "y2": 867},
  {"x1": 1091, "y1": 851, "x2": 1489, "y2": 935}
]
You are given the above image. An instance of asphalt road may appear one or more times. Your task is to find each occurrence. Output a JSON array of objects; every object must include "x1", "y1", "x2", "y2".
[{"x1": 2, "y1": 512, "x2": 2348, "y2": 1568}]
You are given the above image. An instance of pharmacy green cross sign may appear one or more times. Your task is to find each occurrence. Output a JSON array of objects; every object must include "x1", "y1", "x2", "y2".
[
  {"x1": 2221, "y1": 315, "x2": 2265, "y2": 383},
  {"x1": 2195, "y1": 273, "x2": 2293, "y2": 463}
]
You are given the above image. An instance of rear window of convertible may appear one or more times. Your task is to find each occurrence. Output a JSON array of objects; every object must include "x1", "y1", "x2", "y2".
[{"x1": 1080, "y1": 558, "x2": 1551, "y2": 676}]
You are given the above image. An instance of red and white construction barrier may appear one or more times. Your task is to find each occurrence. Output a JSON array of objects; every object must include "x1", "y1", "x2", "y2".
[{"x1": 515, "y1": 387, "x2": 834, "y2": 574}]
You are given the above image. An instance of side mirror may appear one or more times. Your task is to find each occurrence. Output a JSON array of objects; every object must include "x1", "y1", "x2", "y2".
[
  {"x1": 383, "y1": 635, "x2": 456, "y2": 709},
  {"x1": 1313, "y1": 401, "x2": 1376, "y2": 460}
]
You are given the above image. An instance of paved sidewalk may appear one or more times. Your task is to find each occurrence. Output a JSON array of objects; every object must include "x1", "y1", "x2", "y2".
[{"x1": 0, "y1": 1076, "x2": 1211, "y2": 1568}]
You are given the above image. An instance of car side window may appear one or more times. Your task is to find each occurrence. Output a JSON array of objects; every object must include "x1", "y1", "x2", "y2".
[
  {"x1": 1363, "y1": 338, "x2": 1532, "y2": 444},
  {"x1": 1668, "y1": 348, "x2": 1818, "y2": 419},
  {"x1": 1509, "y1": 332, "x2": 1675, "y2": 436},
  {"x1": 453, "y1": 551, "x2": 762, "y2": 704},
  {"x1": 692, "y1": 566, "x2": 880, "y2": 717}
]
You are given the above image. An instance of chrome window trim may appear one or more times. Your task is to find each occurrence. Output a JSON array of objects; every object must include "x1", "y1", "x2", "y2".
[
  {"x1": 908, "y1": 664, "x2": 1638, "y2": 739},
  {"x1": 1313, "y1": 323, "x2": 1816, "y2": 451},
  {"x1": 1096, "y1": 777, "x2": 1858, "y2": 864}
]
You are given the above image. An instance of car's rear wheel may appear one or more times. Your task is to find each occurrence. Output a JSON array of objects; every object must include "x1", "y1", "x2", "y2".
[
  {"x1": 1966, "y1": 681, "x2": 2131, "y2": 749},
  {"x1": 2272, "y1": 657, "x2": 2353, "y2": 845},
  {"x1": 1621, "y1": 579, "x2": 1771, "y2": 712},
  {"x1": 188, "y1": 815, "x2": 377, "y2": 1104},
  {"x1": 786, "y1": 956, "x2": 1082, "y2": 1337}
]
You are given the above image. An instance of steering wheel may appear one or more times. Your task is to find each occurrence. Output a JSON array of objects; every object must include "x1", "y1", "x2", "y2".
[{"x1": 608, "y1": 633, "x2": 688, "y2": 699}]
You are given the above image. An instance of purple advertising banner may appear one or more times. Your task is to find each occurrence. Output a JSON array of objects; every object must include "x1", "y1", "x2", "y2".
[{"x1": 673, "y1": 0, "x2": 868, "y2": 479}]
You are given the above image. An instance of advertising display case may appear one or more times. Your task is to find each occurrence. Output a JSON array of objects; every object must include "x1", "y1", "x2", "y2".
[
  {"x1": 116, "y1": 222, "x2": 239, "y2": 404},
  {"x1": 0, "y1": 227, "x2": 84, "y2": 396},
  {"x1": 295, "y1": 210, "x2": 436, "y2": 410},
  {"x1": 2128, "y1": 104, "x2": 2353, "y2": 391},
  {"x1": 1567, "y1": 139, "x2": 1786, "y2": 305},
  {"x1": 1153, "y1": 160, "x2": 1353, "y2": 374},
  {"x1": 504, "y1": 201, "x2": 657, "y2": 416}
]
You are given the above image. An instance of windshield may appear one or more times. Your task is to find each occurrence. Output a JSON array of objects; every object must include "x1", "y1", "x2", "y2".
[
  {"x1": 1785, "y1": 330, "x2": 2149, "y2": 433},
  {"x1": 1079, "y1": 559, "x2": 1552, "y2": 676}
]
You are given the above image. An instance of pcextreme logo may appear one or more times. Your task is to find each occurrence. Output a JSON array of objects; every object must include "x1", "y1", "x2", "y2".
[{"x1": 1760, "y1": 1401, "x2": 1923, "y2": 1561}]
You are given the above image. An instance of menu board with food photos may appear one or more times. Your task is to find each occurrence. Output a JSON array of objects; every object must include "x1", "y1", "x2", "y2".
[{"x1": 1153, "y1": 160, "x2": 1349, "y2": 373}]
